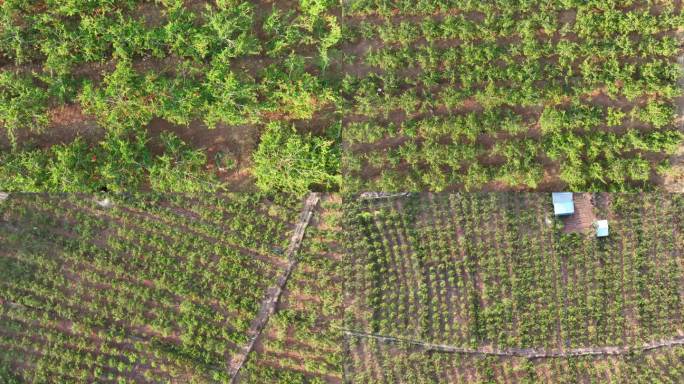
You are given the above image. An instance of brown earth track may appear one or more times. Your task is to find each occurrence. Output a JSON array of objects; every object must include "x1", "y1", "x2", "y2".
[
  {"x1": 561, "y1": 193, "x2": 597, "y2": 234},
  {"x1": 247, "y1": 195, "x2": 343, "y2": 383},
  {"x1": 230, "y1": 193, "x2": 321, "y2": 383}
]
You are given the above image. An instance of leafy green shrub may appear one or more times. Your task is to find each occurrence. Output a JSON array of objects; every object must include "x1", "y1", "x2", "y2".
[
  {"x1": 300, "y1": 0, "x2": 332, "y2": 18},
  {"x1": 152, "y1": 78, "x2": 203, "y2": 126},
  {"x1": 202, "y1": 56, "x2": 259, "y2": 127},
  {"x1": 203, "y1": 1, "x2": 259, "y2": 59},
  {"x1": 262, "y1": 55, "x2": 336, "y2": 120},
  {"x1": 0, "y1": 72, "x2": 49, "y2": 147},
  {"x1": 46, "y1": 137, "x2": 100, "y2": 192},
  {"x1": 540, "y1": 104, "x2": 602, "y2": 134},
  {"x1": 0, "y1": 129, "x2": 223, "y2": 192},
  {"x1": 631, "y1": 101, "x2": 675, "y2": 129},
  {"x1": 492, "y1": 139, "x2": 543, "y2": 188},
  {"x1": 319, "y1": 15, "x2": 341, "y2": 69},
  {"x1": 95, "y1": 130, "x2": 150, "y2": 191},
  {"x1": 263, "y1": 9, "x2": 305, "y2": 57},
  {"x1": 78, "y1": 60, "x2": 156, "y2": 131},
  {"x1": 0, "y1": 363, "x2": 21, "y2": 384},
  {"x1": 2, "y1": 131, "x2": 149, "y2": 192},
  {"x1": 606, "y1": 107, "x2": 625, "y2": 127},
  {"x1": 162, "y1": 2, "x2": 203, "y2": 58},
  {"x1": 149, "y1": 132, "x2": 222, "y2": 193},
  {"x1": 0, "y1": 1, "x2": 37, "y2": 65},
  {"x1": 0, "y1": 149, "x2": 51, "y2": 191},
  {"x1": 252, "y1": 122, "x2": 340, "y2": 195}
]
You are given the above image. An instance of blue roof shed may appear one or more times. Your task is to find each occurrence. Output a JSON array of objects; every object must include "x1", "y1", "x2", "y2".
[
  {"x1": 552, "y1": 192, "x2": 574, "y2": 216},
  {"x1": 595, "y1": 220, "x2": 609, "y2": 237}
]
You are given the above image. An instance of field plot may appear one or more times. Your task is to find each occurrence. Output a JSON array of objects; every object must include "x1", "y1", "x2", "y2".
[
  {"x1": 345, "y1": 336, "x2": 684, "y2": 383},
  {"x1": 0, "y1": 0, "x2": 341, "y2": 194},
  {"x1": 343, "y1": 193, "x2": 684, "y2": 377},
  {"x1": 238, "y1": 195, "x2": 344, "y2": 383},
  {"x1": 340, "y1": 1, "x2": 684, "y2": 192},
  {"x1": 0, "y1": 193, "x2": 304, "y2": 382}
]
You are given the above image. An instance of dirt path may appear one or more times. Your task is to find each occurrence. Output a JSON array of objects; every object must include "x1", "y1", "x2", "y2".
[
  {"x1": 561, "y1": 193, "x2": 597, "y2": 234},
  {"x1": 343, "y1": 329, "x2": 684, "y2": 358},
  {"x1": 229, "y1": 193, "x2": 321, "y2": 383}
]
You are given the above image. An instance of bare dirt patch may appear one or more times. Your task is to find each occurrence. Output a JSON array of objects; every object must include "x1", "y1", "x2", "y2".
[
  {"x1": 146, "y1": 117, "x2": 261, "y2": 190},
  {"x1": 561, "y1": 193, "x2": 597, "y2": 234},
  {"x1": 1, "y1": 103, "x2": 103, "y2": 151}
]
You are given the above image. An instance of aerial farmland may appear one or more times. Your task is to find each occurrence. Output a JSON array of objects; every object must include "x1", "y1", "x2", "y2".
[
  {"x1": 341, "y1": 0, "x2": 684, "y2": 192},
  {"x1": 343, "y1": 192, "x2": 684, "y2": 383},
  {"x1": 0, "y1": 1, "x2": 342, "y2": 195},
  {"x1": 0, "y1": 193, "x2": 343, "y2": 383},
  {"x1": 2, "y1": 1, "x2": 684, "y2": 383}
]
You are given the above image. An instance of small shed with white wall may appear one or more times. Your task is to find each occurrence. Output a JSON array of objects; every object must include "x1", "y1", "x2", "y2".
[
  {"x1": 552, "y1": 192, "x2": 574, "y2": 216},
  {"x1": 595, "y1": 220, "x2": 609, "y2": 237}
]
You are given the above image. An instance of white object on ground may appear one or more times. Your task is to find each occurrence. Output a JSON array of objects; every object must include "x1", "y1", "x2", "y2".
[{"x1": 96, "y1": 197, "x2": 113, "y2": 208}]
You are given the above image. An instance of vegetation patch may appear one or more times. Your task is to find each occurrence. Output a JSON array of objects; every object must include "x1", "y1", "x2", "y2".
[
  {"x1": 0, "y1": 193, "x2": 303, "y2": 382},
  {"x1": 0, "y1": 0, "x2": 342, "y2": 194},
  {"x1": 340, "y1": 1, "x2": 684, "y2": 191},
  {"x1": 343, "y1": 192, "x2": 684, "y2": 380},
  {"x1": 239, "y1": 195, "x2": 344, "y2": 383}
]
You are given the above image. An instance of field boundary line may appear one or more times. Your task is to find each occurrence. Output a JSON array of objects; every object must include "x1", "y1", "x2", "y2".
[
  {"x1": 229, "y1": 193, "x2": 321, "y2": 383},
  {"x1": 343, "y1": 329, "x2": 684, "y2": 358}
]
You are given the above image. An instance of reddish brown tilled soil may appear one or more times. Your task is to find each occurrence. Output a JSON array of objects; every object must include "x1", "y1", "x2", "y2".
[
  {"x1": 136, "y1": 1, "x2": 167, "y2": 27},
  {"x1": 0, "y1": 103, "x2": 102, "y2": 151},
  {"x1": 146, "y1": 117, "x2": 261, "y2": 189},
  {"x1": 561, "y1": 194, "x2": 597, "y2": 235}
]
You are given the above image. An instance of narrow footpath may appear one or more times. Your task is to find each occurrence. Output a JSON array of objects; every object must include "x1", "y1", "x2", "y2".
[{"x1": 229, "y1": 193, "x2": 321, "y2": 382}]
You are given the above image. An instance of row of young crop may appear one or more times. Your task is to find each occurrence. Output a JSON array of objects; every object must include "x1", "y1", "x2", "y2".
[
  {"x1": 343, "y1": 194, "x2": 558, "y2": 347},
  {"x1": 341, "y1": 1, "x2": 684, "y2": 191},
  {"x1": 0, "y1": 193, "x2": 302, "y2": 382},
  {"x1": 239, "y1": 196, "x2": 344, "y2": 383},
  {"x1": 344, "y1": 335, "x2": 684, "y2": 383},
  {"x1": 1, "y1": 191, "x2": 682, "y2": 382},
  {"x1": 343, "y1": 193, "x2": 684, "y2": 352},
  {"x1": 344, "y1": 0, "x2": 658, "y2": 16},
  {"x1": 344, "y1": 23, "x2": 680, "y2": 111}
]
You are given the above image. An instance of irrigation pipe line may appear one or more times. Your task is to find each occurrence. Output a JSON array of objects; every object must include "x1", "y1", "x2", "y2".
[
  {"x1": 342, "y1": 329, "x2": 684, "y2": 358},
  {"x1": 358, "y1": 192, "x2": 412, "y2": 200},
  {"x1": 228, "y1": 192, "x2": 321, "y2": 383}
]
